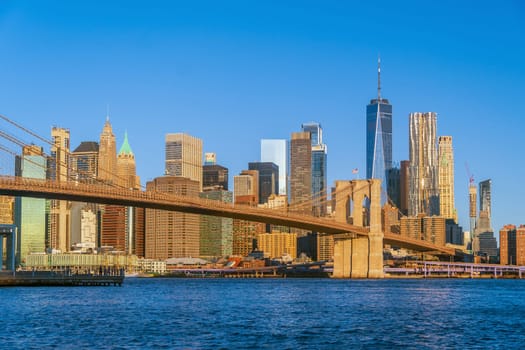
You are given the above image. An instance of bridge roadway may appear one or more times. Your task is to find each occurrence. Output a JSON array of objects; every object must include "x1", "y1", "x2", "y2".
[{"x1": 0, "y1": 176, "x2": 454, "y2": 255}]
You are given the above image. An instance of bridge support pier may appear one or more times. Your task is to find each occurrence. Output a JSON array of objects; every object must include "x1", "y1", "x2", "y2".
[{"x1": 332, "y1": 179, "x2": 383, "y2": 278}]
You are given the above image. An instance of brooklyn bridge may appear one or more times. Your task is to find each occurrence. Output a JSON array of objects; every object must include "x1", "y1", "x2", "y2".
[{"x1": 0, "y1": 114, "x2": 456, "y2": 278}]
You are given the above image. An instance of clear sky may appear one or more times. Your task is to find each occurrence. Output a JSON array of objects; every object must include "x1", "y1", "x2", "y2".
[{"x1": 0, "y1": 1, "x2": 523, "y2": 235}]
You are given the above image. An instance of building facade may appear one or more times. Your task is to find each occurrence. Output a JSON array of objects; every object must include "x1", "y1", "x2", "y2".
[
  {"x1": 438, "y1": 136, "x2": 456, "y2": 222},
  {"x1": 145, "y1": 176, "x2": 201, "y2": 259},
  {"x1": 408, "y1": 112, "x2": 439, "y2": 216},
  {"x1": 366, "y1": 59, "x2": 392, "y2": 206}
]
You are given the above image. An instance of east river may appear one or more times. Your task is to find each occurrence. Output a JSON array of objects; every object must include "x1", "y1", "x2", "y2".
[{"x1": 1, "y1": 278, "x2": 524, "y2": 349}]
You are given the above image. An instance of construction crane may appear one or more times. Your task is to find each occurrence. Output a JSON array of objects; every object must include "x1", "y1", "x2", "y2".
[{"x1": 464, "y1": 161, "x2": 474, "y2": 185}]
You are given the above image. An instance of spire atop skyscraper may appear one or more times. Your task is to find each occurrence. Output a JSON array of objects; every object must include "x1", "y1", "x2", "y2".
[{"x1": 377, "y1": 55, "x2": 381, "y2": 101}]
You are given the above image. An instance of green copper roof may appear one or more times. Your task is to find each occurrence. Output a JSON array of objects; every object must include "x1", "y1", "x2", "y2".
[{"x1": 118, "y1": 131, "x2": 134, "y2": 156}]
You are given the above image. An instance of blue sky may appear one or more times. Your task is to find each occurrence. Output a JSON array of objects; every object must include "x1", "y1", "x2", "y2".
[{"x1": 0, "y1": 1, "x2": 523, "y2": 234}]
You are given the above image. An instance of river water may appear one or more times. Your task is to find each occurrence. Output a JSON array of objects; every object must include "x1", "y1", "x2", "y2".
[{"x1": 1, "y1": 278, "x2": 524, "y2": 349}]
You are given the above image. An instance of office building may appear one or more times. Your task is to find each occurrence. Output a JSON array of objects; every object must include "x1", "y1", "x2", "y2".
[
  {"x1": 261, "y1": 139, "x2": 287, "y2": 195},
  {"x1": 117, "y1": 131, "x2": 140, "y2": 190},
  {"x1": 48, "y1": 127, "x2": 71, "y2": 252},
  {"x1": 165, "y1": 133, "x2": 203, "y2": 190},
  {"x1": 302, "y1": 122, "x2": 328, "y2": 216},
  {"x1": 408, "y1": 112, "x2": 439, "y2": 216},
  {"x1": 438, "y1": 136, "x2": 456, "y2": 222},
  {"x1": 199, "y1": 189, "x2": 233, "y2": 258},
  {"x1": 366, "y1": 58, "x2": 392, "y2": 205},
  {"x1": 248, "y1": 162, "x2": 278, "y2": 204},
  {"x1": 145, "y1": 176, "x2": 200, "y2": 259},
  {"x1": 14, "y1": 145, "x2": 46, "y2": 264},
  {"x1": 97, "y1": 117, "x2": 117, "y2": 184},
  {"x1": 289, "y1": 132, "x2": 311, "y2": 214}
]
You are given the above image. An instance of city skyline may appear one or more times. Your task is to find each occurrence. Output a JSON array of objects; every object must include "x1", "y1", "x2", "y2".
[{"x1": 0, "y1": 1, "x2": 524, "y2": 235}]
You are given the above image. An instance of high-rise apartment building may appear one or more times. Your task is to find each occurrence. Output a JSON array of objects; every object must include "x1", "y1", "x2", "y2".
[
  {"x1": 248, "y1": 162, "x2": 278, "y2": 204},
  {"x1": 97, "y1": 118, "x2": 117, "y2": 183},
  {"x1": 261, "y1": 139, "x2": 287, "y2": 195},
  {"x1": 145, "y1": 176, "x2": 200, "y2": 259},
  {"x1": 48, "y1": 127, "x2": 71, "y2": 252},
  {"x1": 366, "y1": 58, "x2": 392, "y2": 205},
  {"x1": 289, "y1": 132, "x2": 311, "y2": 214},
  {"x1": 408, "y1": 112, "x2": 439, "y2": 216},
  {"x1": 302, "y1": 122, "x2": 327, "y2": 216},
  {"x1": 14, "y1": 145, "x2": 46, "y2": 264},
  {"x1": 438, "y1": 136, "x2": 456, "y2": 222},
  {"x1": 165, "y1": 133, "x2": 203, "y2": 190}
]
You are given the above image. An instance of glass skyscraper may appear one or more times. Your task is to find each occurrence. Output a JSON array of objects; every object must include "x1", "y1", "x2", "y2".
[
  {"x1": 261, "y1": 139, "x2": 287, "y2": 196},
  {"x1": 479, "y1": 179, "x2": 492, "y2": 221},
  {"x1": 366, "y1": 58, "x2": 392, "y2": 205},
  {"x1": 302, "y1": 122, "x2": 327, "y2": 217},
  {"x1": 14, "y1": 145, "x2": 47, "y2": 264}
]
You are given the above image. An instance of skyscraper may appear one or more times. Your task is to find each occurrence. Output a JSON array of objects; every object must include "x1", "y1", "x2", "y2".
[
  {"x1": 479, "y1": 179, "x2": 492, "y2": 221},
  {"x1": 248, "y1": 162, "x2": 278, "y2": 204},
  {"x1": 117, "y1": 131, "x2": 140, "y2": 190},
  {"x1": 203, "y1": 153, "x2": 228, "y2": 191},
  {"x1": 438, "y1": 136, "x2": 456, "y2": 222},
  {"x1": 97, "y1": 117, "x2": 117, "y2": 184},
  {"x1": 302, "y1": 122, "x2": 327, "y2": 217},
  {"x1": 48, "y1": 127, "x2": 71, "y2": 252},
  {"x1": 261, "y1": 139, "x2": 287, "y2": 195},
  {"x1": 165, "y1": 133, "x2": 203, "y2": 190},
  {"x1": 289, "y1": 132, "x2": 311, "y2": 214},
  {"x1": 15, "y1": 145, "x2": 46, "y2": 264},
  {"x1": 408, "y1": 112, "x2": 439, "y2": 216},
  {"x1": 366, "y1": 58, "x2": 392, "y2": 205}
]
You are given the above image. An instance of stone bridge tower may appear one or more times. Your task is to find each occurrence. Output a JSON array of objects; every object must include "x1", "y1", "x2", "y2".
[{"x1": 332, "y1": 179, "x2": 383, "y2": 278}]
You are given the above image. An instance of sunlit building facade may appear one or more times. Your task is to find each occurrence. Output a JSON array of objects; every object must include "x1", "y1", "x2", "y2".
[{"x1": 302, "y1": 122, "x2": 327, "y2": 217}]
